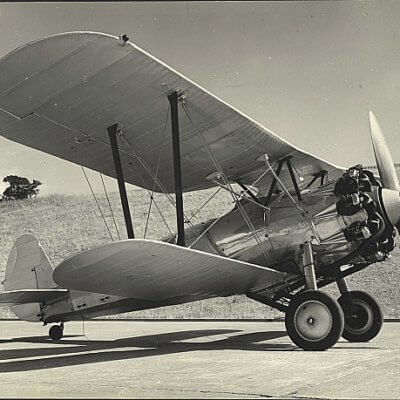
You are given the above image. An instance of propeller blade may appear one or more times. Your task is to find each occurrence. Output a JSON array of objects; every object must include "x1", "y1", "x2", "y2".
[{"x1": 369, "y1": 110, "x2": 400, "y2": 191}]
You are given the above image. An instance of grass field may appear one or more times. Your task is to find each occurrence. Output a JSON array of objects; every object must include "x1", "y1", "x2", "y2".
[{"x1": 1, "y1": 189, "x2": 400, "y2": 319}]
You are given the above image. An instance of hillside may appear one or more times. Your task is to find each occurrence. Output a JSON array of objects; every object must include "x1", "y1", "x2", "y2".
[{"x1": 1, "y1": 189, "x2": 399, "y2": 319}]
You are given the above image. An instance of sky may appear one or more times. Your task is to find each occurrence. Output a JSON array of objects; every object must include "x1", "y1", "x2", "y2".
[{"x1": 0, "y1": 1, "x2": 399, "y2": 195}]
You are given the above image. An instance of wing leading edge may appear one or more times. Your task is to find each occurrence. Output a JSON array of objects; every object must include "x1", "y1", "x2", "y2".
[{"x1": 0, "y1": 31, "x2": 344, "y2": 195}]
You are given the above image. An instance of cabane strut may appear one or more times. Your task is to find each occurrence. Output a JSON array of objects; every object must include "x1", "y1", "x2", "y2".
[
  {"x1": 264, "y1": 155, "x2": 303, "y2": 206},
  {"x1": 306, "y1": 170, "x2": 328, "y2": 189}
]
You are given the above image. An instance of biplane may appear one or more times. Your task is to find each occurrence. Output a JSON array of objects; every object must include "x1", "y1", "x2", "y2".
[{"x1": 0, "y1": 32, "x2": 398, "y2": 350}]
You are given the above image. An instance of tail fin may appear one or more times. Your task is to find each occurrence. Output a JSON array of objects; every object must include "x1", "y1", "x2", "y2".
[
  {"x1": 4, "y1": 235, "x2": 56, "y2": 291},
  {"x1": 3, "y1": 235, "x2": 57, "y2": 321}
]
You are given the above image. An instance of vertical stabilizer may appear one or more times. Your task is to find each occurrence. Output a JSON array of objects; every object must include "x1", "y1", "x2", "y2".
[{"x1": 3, "y1": 235, "x2": 56, "y2": 321}]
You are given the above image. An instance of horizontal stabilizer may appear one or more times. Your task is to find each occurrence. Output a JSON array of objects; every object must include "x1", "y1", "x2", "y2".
[
  {"x1": 53, "y1": 239, "x2": 287, "y2": 301},
  {"x1": 0, "y1": 289, "x2": 68, "y2": 304}
]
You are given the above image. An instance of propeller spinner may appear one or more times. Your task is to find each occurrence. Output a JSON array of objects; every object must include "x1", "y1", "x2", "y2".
[{"x1": 369, "y1": 111, "x2": 400, "y2": 230}]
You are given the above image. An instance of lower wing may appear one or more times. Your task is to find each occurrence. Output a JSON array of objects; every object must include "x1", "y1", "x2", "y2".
[{"x1": 53, "y1": 239, "x2": 290, "y2": 301}]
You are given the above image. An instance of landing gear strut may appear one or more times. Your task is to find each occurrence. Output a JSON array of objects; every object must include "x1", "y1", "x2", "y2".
[
  {"x1": 285, "y1": 242, "x2": 344, "y2": 350},
  {"x1": 49, "y1": 322, "x2": 64, "y2": 341}
]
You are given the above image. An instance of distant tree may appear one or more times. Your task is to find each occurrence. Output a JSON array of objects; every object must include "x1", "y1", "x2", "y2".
[{"x1": 2, "y1": 175, "x2": 42, "y2": 200}]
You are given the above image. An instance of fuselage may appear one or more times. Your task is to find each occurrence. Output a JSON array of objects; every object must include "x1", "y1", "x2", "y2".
[
  {"x1": 39, "y1": 166, "x2": 394, "y2": 324},
  {"x1": 187, "y1": 180, "x2": 380, "y2": 271}
]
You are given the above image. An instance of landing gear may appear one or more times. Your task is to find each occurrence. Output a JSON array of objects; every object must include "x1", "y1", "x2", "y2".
[
  {"x1": 285, "y1": 290, "x2": 344, "y2": 351},
  {"x1": 338, "y1": 290, "x2": 383, "y2": 342},
  {"x1": 285, "y1": 242, "x2": 344, "y2": 350},
  {"x1": 49, "y1": 323, "x2": 64, "y2": 341}
]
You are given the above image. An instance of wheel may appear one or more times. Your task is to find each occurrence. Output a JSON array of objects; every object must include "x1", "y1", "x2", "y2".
[
  {"x1": 338, "y1": 290, "x2": 383, "y2": 342},
  {"x1": 285, "y1": 290, "x2": 344, "y2": 351},
  {"x1": 49, "y1": 324, "x2": 63, "y2": 341}
]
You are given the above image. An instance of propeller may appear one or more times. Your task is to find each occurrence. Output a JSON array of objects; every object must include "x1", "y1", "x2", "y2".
[
  {"x1": 369, "y1": 111, "x2": 400, "y2": 229},
  {"x1": 369, "y1": 111, "x2": 400, "y2": 191}
]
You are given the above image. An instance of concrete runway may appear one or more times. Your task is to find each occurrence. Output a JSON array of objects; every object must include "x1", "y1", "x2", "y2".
[{"x1": 0, "y1": 320, "x2": 399, "y2": 399}]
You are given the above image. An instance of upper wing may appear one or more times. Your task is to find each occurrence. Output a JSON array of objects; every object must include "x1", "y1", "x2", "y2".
[
  {"x1": 0, "y1": 31, "x2": 344, "y2": 194},
  {"x1": 0, "y1": 289, "x2": 68, "y2": 304},
  {"x1": 53, "y1": 239, "x2": 289, "y2": 301}
]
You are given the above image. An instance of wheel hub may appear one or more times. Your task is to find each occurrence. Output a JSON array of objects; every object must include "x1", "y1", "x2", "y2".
[{"x1": 344, "y1": 300, "x2": 373, "y2": 334}]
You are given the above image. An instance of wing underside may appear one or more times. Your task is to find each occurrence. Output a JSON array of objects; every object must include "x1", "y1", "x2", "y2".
[{"x1": 0, "y1": 31, "x2": 344, "y2": 195}]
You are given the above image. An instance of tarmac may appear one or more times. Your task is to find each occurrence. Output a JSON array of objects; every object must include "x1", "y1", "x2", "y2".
[{"x1": 0, "y1": 319, "x2": 399, "y2": 399}]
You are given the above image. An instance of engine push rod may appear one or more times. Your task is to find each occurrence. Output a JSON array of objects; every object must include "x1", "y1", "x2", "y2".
[
  {"x1": 168, "y1": 91, "x2": 185, "y2": 246},
  {"x1": 107, "y1": 123, "x2": 135, "y2": 239}
]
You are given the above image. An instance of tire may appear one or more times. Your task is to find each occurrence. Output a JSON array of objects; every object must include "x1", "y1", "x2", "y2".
[
  {"x1": 49, "y1": 325, "x2": 63, "y2": 341},
  {"x1": 338, "y1": 290, "x2": 383, "y2": 342},
  {"x1": 285, "y1": 290, "x2": 344, "y2": 351}
]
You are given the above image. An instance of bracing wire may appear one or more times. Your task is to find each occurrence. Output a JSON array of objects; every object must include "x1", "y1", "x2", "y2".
[
  {"x1": 33, "y1": 108, "x2": 201, "y2": 241},
  {"x1": 110, "y1": 128, "x2": 174, "y2": 236},
  {"x1": 117, "y1": 130, "x2": 197, "y2": 235},
  {"x1": 34, "y1": 111, "x2": 188, "y2": 223},
  {"x1": 249, "y1": 161, "x2": 276, "y2": 190},
  {"x1": 119, "y1": 126, "x2": 206, "y2": 244},
  {"x1": 182, "y1": 102, "x2": 274, "y2": 264},
  {"x1": 126, "y1": 161, "x2": 217, "y2": 253},
  {"x1": 100, "y1": 173, "x2": 121, "y2": 240},
  {"x1": 265, "y1": 158, "x2": 304, "y2": 212},
  {"x1": 188, "y1": 186, "x2": 223, "y2": 223},
  {"x1": 144, "y1": 106, "x2": 170, "y2": 238},
  {"x1": 126, "y1": 164, "x2": 174, "y2": 237},
  {"x1": 143, "y1": 194, "x2": 154, "y2": 238},
  {"x1": 81, "y1": 166, "x2": 114, "y2": 241},
  {"x1": 113, "y1": 105, "x2": 219, "y2": 252},
  {"x1": 118, "y1": 135, "x2": 177, "y2": 208},
  {"x1": 210, "y1": 180, "x2": 270, "y2": 211},
  {"x1": 189, "y1": 211, "x2": 226, "y2": 249}
]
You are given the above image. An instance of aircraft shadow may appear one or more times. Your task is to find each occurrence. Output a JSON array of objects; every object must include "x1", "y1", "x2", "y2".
[{"x1": 0, "y1": 329, "x2": 292, "y2": 372}]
